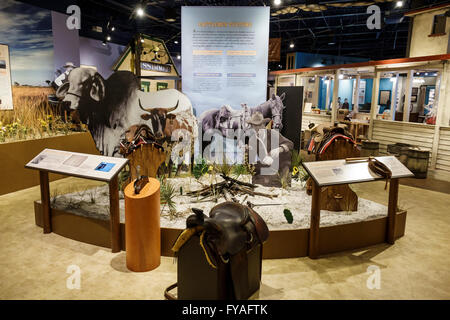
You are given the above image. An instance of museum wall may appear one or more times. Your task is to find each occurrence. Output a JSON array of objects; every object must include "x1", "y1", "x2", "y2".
[{"x1": 409, "y1": 9, "x2": 450, "y2": 57}]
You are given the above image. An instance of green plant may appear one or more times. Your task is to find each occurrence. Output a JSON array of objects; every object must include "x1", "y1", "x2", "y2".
[
  {"x1": 192, "y1": 158, "x2": 209, "y2": 179},
  {"x1": 231, "y1": 164, "x2": 248, "y2": 179},
  {"x1": 283, "y1": 209, "x2": 294, "y2": 224},
  {"x1": 291, "y1": 149, "x2": 303, "y2": 169},
  {"x1": 158, "y1": 176, "x2": 177, "y2": 218}
]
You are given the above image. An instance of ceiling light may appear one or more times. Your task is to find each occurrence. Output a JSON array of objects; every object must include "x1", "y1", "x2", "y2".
[
  {"x1": 328, "y1": 42, "x2": 335, "y2": 45},
  {"x1": 339, "y1": 74, "x2": 344, "y2": 80},
  {"x1": 111, "y1": 26, "x2": 115, "y2": 31},
  {"x1": 425, "y1": 73, "x2": 428, "y2": 76},
  {"x1": 174, "y1": 40, "x2": 179, "y2": 44},
  {"x1": 106, "y1": 35, "x2": 111, "y2": 41},
  {"x1": 274, "y1": 0, "x2": 282, "y2": 6},
  {"x1": 395, "y1": 1, "x2": 403, "y2": 8},
  {"x1": 289, "y1": 42, "x2": 294, "y2": 48},
  {"x1": 165, "y1": 7, "x2": 177, "y2": 22},
  {"x1": 177, "y1": 55, "x2": 181, "y2": 60},
  {"x1": 102, "y1": 41, "x2": 107, "y2": 46},
  {"x1": 141, "y1": 38, "x2": 145, "y2": 43},
  {"x1": 136, "y1": 7, "x2": 144, "y2": 17}
]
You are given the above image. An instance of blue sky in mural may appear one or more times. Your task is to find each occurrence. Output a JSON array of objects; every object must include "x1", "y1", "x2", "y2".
[{"x1": 0, "y1": 0, "x2": 54, "y2": 86}]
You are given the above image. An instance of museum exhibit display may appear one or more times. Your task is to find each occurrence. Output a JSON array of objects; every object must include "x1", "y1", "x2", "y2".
[{"x1": 1, "y1": 0, "x2": 450, "y2": 306}]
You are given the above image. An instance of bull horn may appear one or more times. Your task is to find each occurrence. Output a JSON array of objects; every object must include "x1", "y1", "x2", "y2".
[
  {"x1": 138, "y1": 99, "x2": 179, "y2": 112},
  {"x1": 166, "y1": 100, "x2": 179, "y2": 113}
]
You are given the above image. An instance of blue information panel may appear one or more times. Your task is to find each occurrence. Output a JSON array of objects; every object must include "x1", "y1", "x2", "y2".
[{"x1": 181, "y1": 6, "x2": 270, "y2": 118}]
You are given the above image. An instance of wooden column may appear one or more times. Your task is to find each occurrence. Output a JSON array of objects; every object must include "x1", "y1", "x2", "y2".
[
  {"x1": 325, "y1": 76, "x2": 332, "y2": 111},
  {"x1": 312, "y1": 75, "x2": 320, "y2": 108},
  {"x1": 331, "y1": 70, "x2": 340, "y2": 125},
  {"x1": 387, "y1": 178, "x2": 399, "y2": 244},
  {"x1": 309, "y1": 180, "x2": 321, "y2": 259},
  {"x1": 109, "y1": 176, "x2": 121, "y2": 253},
  {"x1": 352, "y1": 75, "x2": 360, "y2": 112},
  {"x1": 431, "y1": 66, "x2": 447, "y2": 169},
  {"x1": 39, "y1": 171, "x2": 51, "y2": 234},
  {"x1": 403, "y1": 70, "x2": 414, "y2": 122},
  {"x1": 368, "y1": 71, "x2": 381, "y2": 140},
  {"x1": 390, "y1": 73, "x2": 399, "y2": 120}
]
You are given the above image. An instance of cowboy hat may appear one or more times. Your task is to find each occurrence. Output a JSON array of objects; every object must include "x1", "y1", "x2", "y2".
[
  {"x1": 246, "y1": 112, "x2": 271, "y2": 126},
  {"x1": 64, "y1": 62, "x2": 75, "y2": 68}
]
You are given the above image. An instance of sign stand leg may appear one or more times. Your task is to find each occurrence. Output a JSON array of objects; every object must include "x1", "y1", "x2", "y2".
[
  {"x1": 39, "y1": 171, "x2": 51, "y2": 234},
  {"x1": 387, "y1": 178, "x2": 399, "y2": 244},
  {"x1": 109, "y1": 176, "x2": 121, "y2": 253},
  {"x1": 309, "y1": 181, "x2": 321, "y2": 259}
]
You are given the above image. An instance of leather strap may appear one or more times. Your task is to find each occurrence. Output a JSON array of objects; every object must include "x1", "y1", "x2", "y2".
[{"x1": 164, "y1": 283, "x2": 178, "y2": 300}]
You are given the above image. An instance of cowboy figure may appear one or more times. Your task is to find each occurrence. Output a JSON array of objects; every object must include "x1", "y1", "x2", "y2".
[
  {"x1": 246, "y1": 112, "x2": 293, "y2": 187},
  {"x1": 53, "y1": 62, "x2": 76, "y2": 89}
]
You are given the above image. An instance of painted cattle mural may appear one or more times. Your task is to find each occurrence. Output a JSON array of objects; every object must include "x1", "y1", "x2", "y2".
[{"x1": 56, "y1": 68, "x2": 197, "y2": 157}]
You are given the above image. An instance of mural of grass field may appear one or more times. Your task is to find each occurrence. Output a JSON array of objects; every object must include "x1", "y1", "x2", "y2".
[{"x1": 0, "y1": 86, "x2": 86, "y2": 143}]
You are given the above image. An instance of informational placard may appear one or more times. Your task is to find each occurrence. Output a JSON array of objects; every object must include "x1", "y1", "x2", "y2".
[
  {"x1": 0, "y1": 44, "x2": 14, "y2": 110},
  {"x1": 303, "y1": 156, "x2": 414, "y2": 187},
  {"x1": 181, "y1": 6, "x2": 270, "y2": 116},
  {"x1": 25, "y1": 149, "x2": 128, "y2": 182}
]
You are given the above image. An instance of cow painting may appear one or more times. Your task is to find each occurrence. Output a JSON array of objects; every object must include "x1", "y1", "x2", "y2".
[{"x1": 56, "y1": 68, "x2": 196, "y2": 157}]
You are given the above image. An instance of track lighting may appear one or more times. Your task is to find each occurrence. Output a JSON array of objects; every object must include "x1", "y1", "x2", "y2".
[{"x1": 136, "y1": 7, "x2": 144, "y2": 17}]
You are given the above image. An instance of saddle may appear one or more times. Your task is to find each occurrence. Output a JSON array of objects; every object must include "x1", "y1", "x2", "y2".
[
  {"x1": 168, "y1": 202, "x2": 269, "y2": 300},
  {"x1": 119, "y1": 124, "x2": 164, "y2": 156}
]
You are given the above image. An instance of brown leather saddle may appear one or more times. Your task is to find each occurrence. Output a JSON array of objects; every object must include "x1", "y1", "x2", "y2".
[
  {"x1": 186, "y1": 202, "x2": 269, "y2": 263},
  {"x1": 168, "y1": 202, "x2": 269, "y2": 300}
]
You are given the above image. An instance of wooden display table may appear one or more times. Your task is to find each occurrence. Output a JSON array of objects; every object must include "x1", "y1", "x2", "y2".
[
  {"x1": 25, "y1": 149, "x2": 128, "y2": 253},
  {"x1": 302, "y1": 156, "x2": 414, "y2": 259},
  {"x1": 124, "y1": 178, "x2": 161, "y2": 272}
]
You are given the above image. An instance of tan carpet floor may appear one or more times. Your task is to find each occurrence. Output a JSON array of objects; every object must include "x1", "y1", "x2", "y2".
[{"x1": 0, "y1": 177, "x2": 449, "y2": 300}]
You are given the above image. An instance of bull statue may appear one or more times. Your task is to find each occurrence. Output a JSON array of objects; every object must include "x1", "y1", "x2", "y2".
[{"x1": 56, "y1": 68, "x2": 197, "y2": 157}]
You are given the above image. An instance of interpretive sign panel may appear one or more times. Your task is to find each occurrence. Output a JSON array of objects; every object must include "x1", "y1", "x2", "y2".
[
  {"x1": 303, "y1": 156, "x2": 414, "y2": 187},
  {"x1": 25, "y1": 149, "x2": 128, "y2": 182},
  {"x1": 0, "y1": 44, "x2": 13, "y2": 110},
  {"x1": 181, "y1": 6, "x2": 270, "y2": 116}
]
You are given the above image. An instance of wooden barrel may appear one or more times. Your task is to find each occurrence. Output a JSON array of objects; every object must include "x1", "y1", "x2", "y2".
[
  {"x1": 406, "y1": 148, "x2": 429, "y2": 179},
  {"x1": 399, "y1": 146, "x2": 411, "y2": 165},
  {"x1": 124, "y1": 178, "x2": 161, "y2": 272},
  {"x1": 387, "y1": 143, "x2": 411, "y2": 156},
  {"x1": 361, "y1": 140, "x2": 379, "y2": 157}
]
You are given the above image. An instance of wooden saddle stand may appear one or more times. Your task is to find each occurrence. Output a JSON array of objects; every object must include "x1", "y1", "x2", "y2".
[
  {"x1": 306, "y1": 124, "x2": 360, "y2": 211},
  {"x1": 165, "y1": 202, "x2": 269, "y2": 300}
]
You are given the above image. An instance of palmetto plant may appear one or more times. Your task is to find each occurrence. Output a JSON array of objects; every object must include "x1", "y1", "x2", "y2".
[{"x1": 158, "y1": 176, "x2": 177, "y2": 219}]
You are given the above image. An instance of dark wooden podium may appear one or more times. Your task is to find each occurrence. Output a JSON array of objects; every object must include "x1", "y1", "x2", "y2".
[
  {"x1": 303, "y1": 156, "x2": 414, "y2": 259},
  {"x1": 25, "y1": 148, "x2": 128, "y2": 253}
]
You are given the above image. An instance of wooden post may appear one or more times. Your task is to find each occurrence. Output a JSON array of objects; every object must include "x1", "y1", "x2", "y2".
[
  {"x1": 39, "y1": 171, "x2": 51, "y2": 234},
  {"x1": 352, "y1": 75, "x2": 360, "y2": 112},
  {"x1": 430, "y1": 66, "x2": 448, "y2": 169},
  {"x1": 325, "y1": 76, "x2": 332, "y2": 111},
  {"x1": 368, "y1": 70, "x2": 381, "y2": 140},
  {"x1": 312, "y1": 75, "x2": 320, "y2": 108},
  {"x1": 390, "y1": 73, "x2": 399, "y2": 120},
  {"x1": 109, "y1": 176, "x2": 121, "y2": 253},
  {"x1": 331, "y1": 70, "x2": 340, "y2": 125},
  {"x1": 309, "y1": 180, "x2": 321, "y2": 259},
  {"x1": 403, "y1": 70, "x2": 413, "y2": 122},
  {"x1": 387, "y1": 178, "x2": 399, "y2": 244}
]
